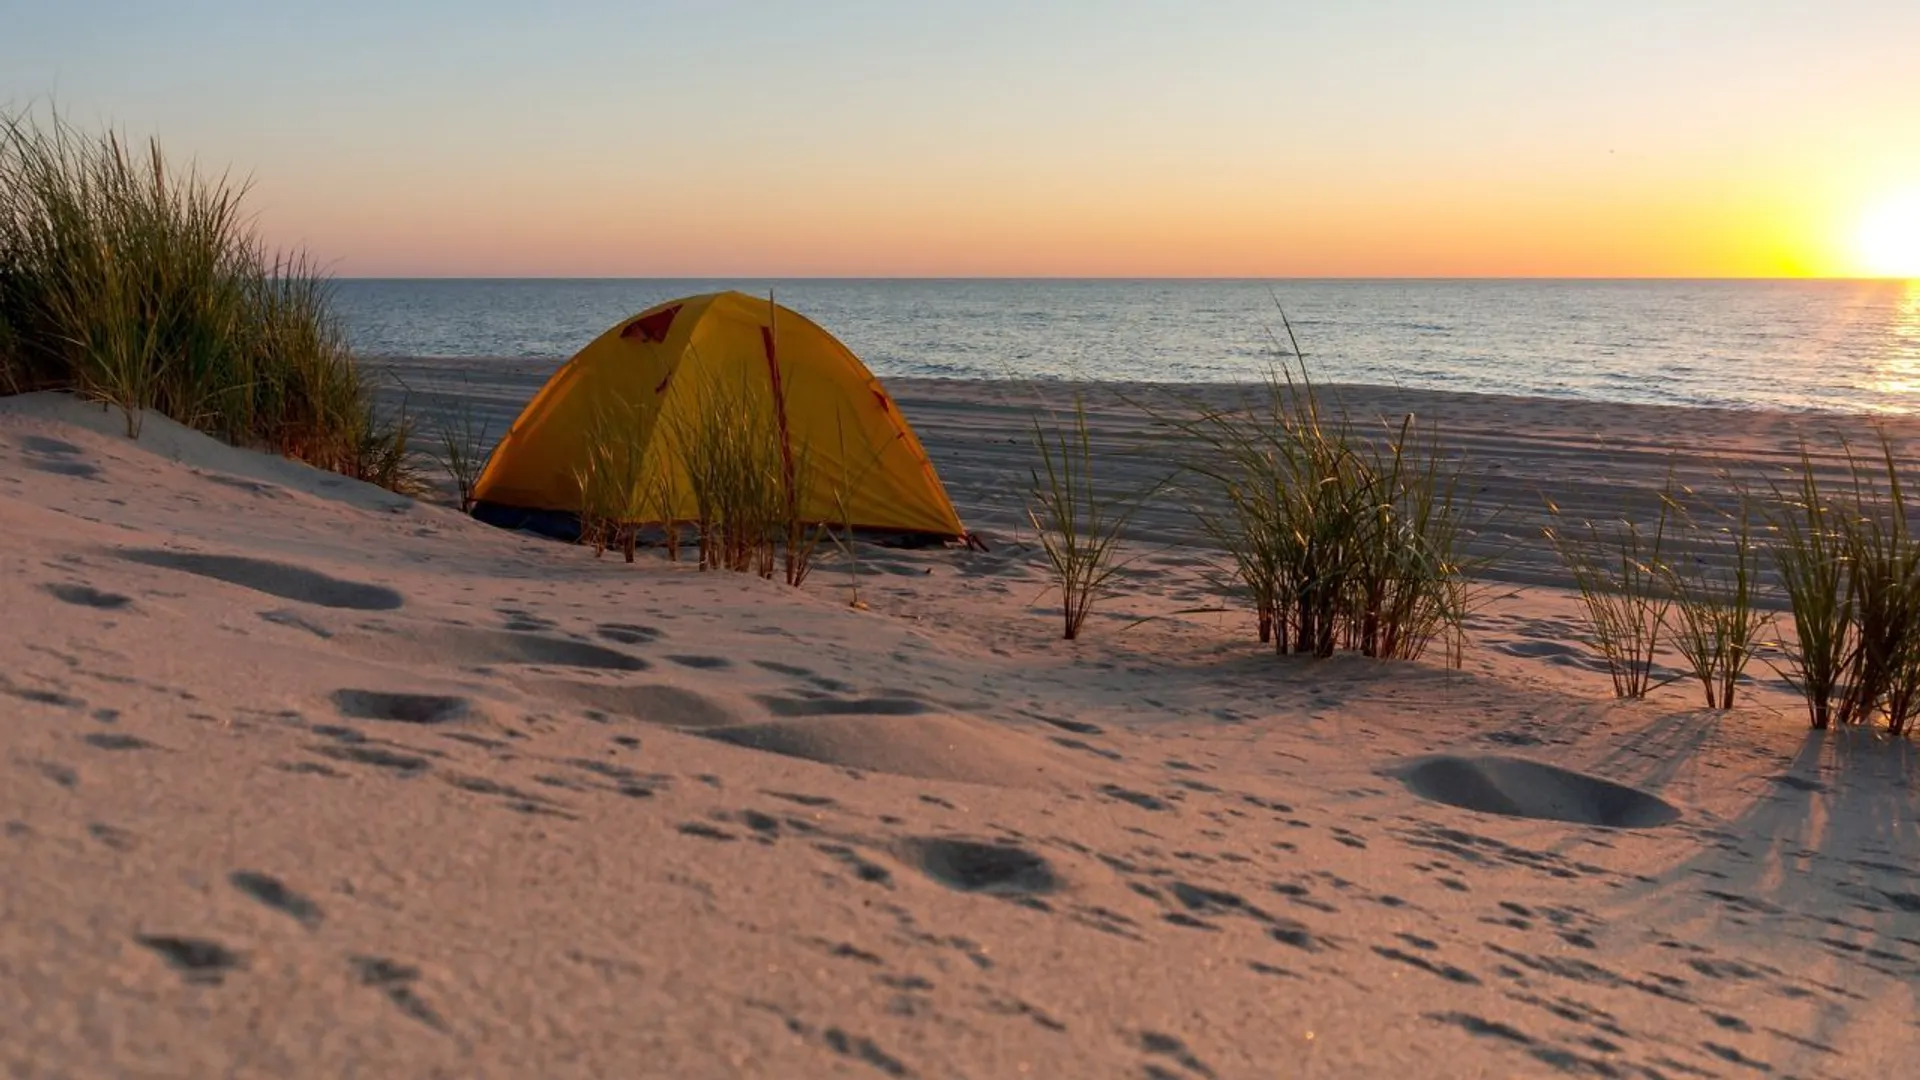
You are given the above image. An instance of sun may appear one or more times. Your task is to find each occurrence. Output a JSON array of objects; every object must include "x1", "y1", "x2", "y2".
[{"x1": 1855, "y1": 192, "x2": 1920, "y2": 278}]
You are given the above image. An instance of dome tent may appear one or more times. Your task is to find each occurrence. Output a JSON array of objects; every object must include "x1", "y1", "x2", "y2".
[{"x1": 471, "y1": 291, "x2": 965, "y2": 541}]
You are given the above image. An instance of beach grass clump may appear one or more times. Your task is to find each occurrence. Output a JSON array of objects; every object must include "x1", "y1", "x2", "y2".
[
  {"x1": 431, "y1": 390, "x2": 492, "y2": 513},
  {"x1": 1344, "y1": 415, "x2": 1478, "y2": 663},
  {"x1": 1177, "y1": 345, "x2": 1477, "y2": 663},
  {"x1": 1767, "y1": 446, "x2": 1855, "y2": 728},
  {"x1": 1545, "y1": 485, "x2": 1673, "y2": 699},
  {"x1": 669, "y1": 369, "x2": 795, "y2": 577},
  {"x1": 0, "y1": 311, "x2": 19, "y2": 394},
  {"x1": 1028, "y1": 394, "x2": 1155, "y2": 640},
  {"x1": 1768, "y1": 436, "x2": 1920, "y2": 735},
  {"x1": 0, "y1": 108, "x2": 411, "y2": 487},
  {"x1": 573, "y1": 396, "x2": 666, "y2": 562},
  {"x1": 778, "y1": 440, "x2": 827, "y2": 587},
  {"x1": 1839, "y1": 438, "x2": 1920, "y2": 737},
  {"x1": 774, "y1": 416, "x2": 827, "y2": 588},
  {"x1": 576, "y1": 354, "x2": 844, "y2": 584},
  {"x1": 1660, "y1": 480, "x2": 1766, "y2": 709}
]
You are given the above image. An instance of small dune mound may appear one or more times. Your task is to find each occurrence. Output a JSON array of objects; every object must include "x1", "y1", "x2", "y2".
[
  {"x1": 330, "y1": 690, "x2": 471, "y2": 725},
  {"x1": 754, "y1": 694, "x2": 933, "y2": 718},
  {"x1": 519, "y1": 681, "x2": 740, "y2": 728},
  {"x1": 119, "y1": 549, "x2": 403, "y2": 611},
  {"x1": 335, "y1": 625, "x2": 645, "y2": 672},
  {"x1": 1393, "y1": 754, "x2": 1678, "y2": 828},
  {"x1": 904, "y1": 838, "x2": 1059, "y2": 895},
  {"x1": 700, "y1": 713, "x2": 1072, "y2": 788}
]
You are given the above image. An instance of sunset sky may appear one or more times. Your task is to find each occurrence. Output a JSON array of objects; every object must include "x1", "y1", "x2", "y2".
[{"x1": 5, "y1": 1, "x2": 1918, "y2": 278}]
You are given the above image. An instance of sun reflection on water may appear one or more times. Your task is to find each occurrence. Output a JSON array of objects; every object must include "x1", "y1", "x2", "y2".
[{"x1": 1867, "y1": 280, "x2": 1920, "y2": 413}]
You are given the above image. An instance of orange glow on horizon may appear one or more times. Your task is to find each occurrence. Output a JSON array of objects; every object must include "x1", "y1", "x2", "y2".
[
  {"x1": 280, "y1": 180, "x2": 1839, "y2": 280},
  {"x1": 259, "y1": 135, "x2": 1907, "y2": 280}
]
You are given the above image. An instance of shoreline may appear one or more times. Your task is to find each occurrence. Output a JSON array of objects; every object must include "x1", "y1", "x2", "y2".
[
  {"x1": 372, "y1": 353, "x2": 1920, "y2": 420},
  {"x1": 376, "y1": 357, "x2": 1920, "y2": 593}
]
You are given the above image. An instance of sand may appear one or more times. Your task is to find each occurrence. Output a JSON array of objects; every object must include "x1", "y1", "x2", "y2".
[{"x1": 3, "y1": 367, "x2": 1917, "y2": 1079}]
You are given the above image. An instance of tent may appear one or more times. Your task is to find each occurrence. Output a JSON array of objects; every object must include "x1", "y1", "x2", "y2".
[{"x1": 470, "y1": 291, "x2": 966, "y2": 540}]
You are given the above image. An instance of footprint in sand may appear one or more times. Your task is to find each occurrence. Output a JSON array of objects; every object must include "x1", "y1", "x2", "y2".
[
  {"x1": 43, "y1": 583, "x2": 133, "y2": 610},
  {"x1": 1036, "y1": 715, "x2": 1104, "y2": 736},
  {"x1": 499, "y1": 608, "x2": 558, "y2": 633},
  {"x1": 594, "y1": 623, "x2": 662, "y2": 645},
  {"x1": 1137, "y1": 1032, "x2": 1217, "y2": 1080},
  {"x1": 82, "y1": 732, "x2": 159, "y2": 751},
  {"x1": 443, "y1": 774, "x2": 578, "y2": 819},
  {"x1": 349, "y1": 955, "x2": 446, "y2": 1031},
  {"x1": 19, "y1": 435, "x2": 101, "y2": 478},
  {"x1": 1393, "y1": 755, "x2": 1679, "y2": 828},
  {"x1": 903, "y1": 838, "x2": 1059, "y2": 896},
  {"x1": 259, "y1": 609, "x2": 334, "y2": 639},
  {"x1": 117, "y1": 549, "x2": 403, "y2": 611},
  {"x1": 87, "y1": 822, "x2": 138, "y2": 850},
  {"x1": 1, "y1": 679, "x2": 84, "y2": 711},
  {"x1": 136, "y1": 935, "x2": 245, "y2": 985},
  {"x1": 1096, "y1": 784, "x2": 1170, "y2": 812},
  {"x1": 228, "y1": 871, "x2": 323, "y2": 929},
  {"x1": 330, "y1": 690, "x2": 472, "y2": 725},
  {"x1": 311, "y1": 744, "x2": 433, "y2": 775}
]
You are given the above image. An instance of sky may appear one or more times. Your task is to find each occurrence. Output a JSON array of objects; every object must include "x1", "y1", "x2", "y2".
[{"x1": 4, "y1": 0, "x2": 1919, "y2": 278}]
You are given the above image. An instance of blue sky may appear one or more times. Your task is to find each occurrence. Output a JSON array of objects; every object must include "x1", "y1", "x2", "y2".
[{"x1": 6, "y1": 1, "x2": 1919, "y2": 275}]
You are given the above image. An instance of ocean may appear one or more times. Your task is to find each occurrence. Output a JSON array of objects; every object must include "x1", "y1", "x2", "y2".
[{"x1": 333, "y1": 278, "x2": 1920, "y2": 414}]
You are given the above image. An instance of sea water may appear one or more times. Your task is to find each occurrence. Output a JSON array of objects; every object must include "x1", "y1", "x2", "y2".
[{"x1": 333, "y1": 278, "x2": 1920, "y2": 414}]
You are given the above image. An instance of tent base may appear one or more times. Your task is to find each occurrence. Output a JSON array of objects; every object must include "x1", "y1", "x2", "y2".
[{"x1": 469, "y1": 502, "x2": 961, "y2": 551}]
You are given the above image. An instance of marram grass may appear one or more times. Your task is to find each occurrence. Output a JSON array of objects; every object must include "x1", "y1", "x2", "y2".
[
  {"x1": 1544, "y1": 479, "x2": 1673, "y2": 700},
  {"x1": 1027, "y1": 393, "x2": 1159, "y2": 640},
  {"x1": 1171, "y1": 335, "x2": 1480, "y2": 664},
  {"x1": 0, "y1": 108, "x2": 413, "y2": 490},
  {"x1": 1661, "y1": 479, "x2": 1765, "y2": 709}
]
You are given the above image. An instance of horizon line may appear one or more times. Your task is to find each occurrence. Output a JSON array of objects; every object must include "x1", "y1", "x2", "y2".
[{"x1": 327, "y1": 274, "x2": 1916, "y2": 283}]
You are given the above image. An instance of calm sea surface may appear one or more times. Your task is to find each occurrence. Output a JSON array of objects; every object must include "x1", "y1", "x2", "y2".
[{"x1": 333, "y1": 278, "x2": 1920, "y2": 414}]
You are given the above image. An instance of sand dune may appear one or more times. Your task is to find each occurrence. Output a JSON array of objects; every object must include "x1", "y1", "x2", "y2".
[
  {"x1": 4, "y1": 384, "x2": 1917, "y2": 1078},
  {"x1": 700, "y1": 711, "x2": 1086, "y2": 789}
]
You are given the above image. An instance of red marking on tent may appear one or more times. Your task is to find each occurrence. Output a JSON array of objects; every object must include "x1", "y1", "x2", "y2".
[
  {"x1": 622, "y1": 305, "x2": 682, "y2": 343},
  {"x1": 872, "y1": 389, "x2": 891, "y2": 411},
  {"x1": 762, "y1": 325, "x2": 798, "y2": 507}
]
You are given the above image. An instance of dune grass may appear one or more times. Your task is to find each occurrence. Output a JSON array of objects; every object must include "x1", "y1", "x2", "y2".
[
  {"x1": 1545, "y1": 482, "x2": 1673, "y2": 699},
  {"x1": 1766, "y1": 445, "x2": 1859, "y2": 729},
  {"x1": 672, "y1": 371, "x2": 769, "y2": 572},
  {"x1": 1027, "y1": 394, "x2": 1159, "y2": 640},
  {"x1": 666, "y1": 361, "x2": 835, "y2": 582},
  {"x1": 0, "y1": 108, "x2": 412, "y2": 488},
  {"x1": 1840, "y1": 437, "x2": 1920, "y2": 737},
  {"x1": 1661, "y1": 480, "x2": 1765, "y2": 709},
  {"x1": 827, "y1": 451, "x2": 867, "y2": 609},
  {"x1": 574, "y1": 396, "x2": 667, "y2": 562},
  {"x1": 1174, "y1": 337, "x2": 1479, "y2": 663},
  {"x1": 1345, "y1": 415, "x2": 1479, "y2": 663},
  {"x1": 1766, "y1": 435, "x2": 1920, "y2": 735},
  {"x1": 562, "y1": 339, "x2": 872, "y2": 587},
  {"x1": 431, "y1": 388, "x2": 492, "y2": 513}
]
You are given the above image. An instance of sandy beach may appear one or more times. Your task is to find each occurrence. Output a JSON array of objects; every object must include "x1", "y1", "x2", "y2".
[{"x1": 5, "y1": 366, "x2": 1918, "y2": 1079}]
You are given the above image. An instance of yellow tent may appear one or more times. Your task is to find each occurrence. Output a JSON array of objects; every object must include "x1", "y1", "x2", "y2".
[{"x1": 471, "y1": 291, "x2": 966, "y2": 539}]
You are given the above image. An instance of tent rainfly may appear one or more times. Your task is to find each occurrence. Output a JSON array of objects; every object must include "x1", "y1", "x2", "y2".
[{"x1": 470, "y1": 291, "x2": 966, "y2": 541}]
